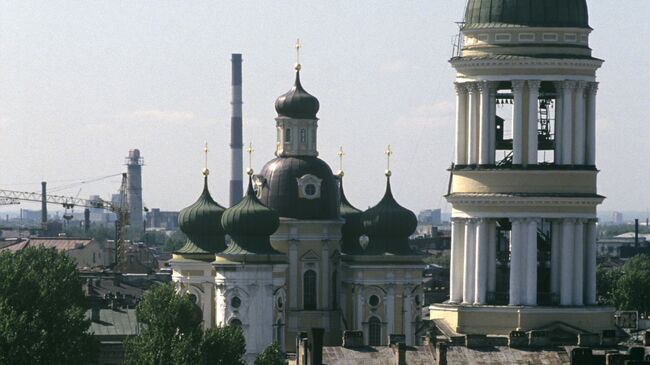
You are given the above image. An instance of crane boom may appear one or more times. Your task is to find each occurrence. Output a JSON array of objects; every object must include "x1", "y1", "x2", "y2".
[{"x1": 0, "y1": 197, "x2": 20, "y2": 206}]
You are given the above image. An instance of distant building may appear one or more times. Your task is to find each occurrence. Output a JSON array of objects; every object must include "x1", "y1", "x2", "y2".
[
  {"x1": 612, "y1": 211, "x2": 624, "y2": 225},
  {"x1": 0, "y1": 237, "x2": 110, "y2": 269},
  {"x1": 145, "y1": 208, "x2": 180, "y2": 230},
  {"x1": 418, "y1": 209, "x2": 442, "y2": 226}
]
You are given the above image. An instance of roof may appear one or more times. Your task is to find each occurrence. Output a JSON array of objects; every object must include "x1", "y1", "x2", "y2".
[
  {"x1": 87, "y1": 308, "x2": 139, "y2": 338},
  {"x1": 464, "y1": 0, "x2": 590, "y2": 29},
  {"x1": 0, "y1": 237, "x2": 93, "y2": 253},
  {"x1": 322, "y1": 346, "x2": 435, "y2": 365},
  {"x1": 275, "y1": 70, "x2": 320, "y2": 119},
  {"x1": 447, "y1": 345, "x2": 572, "y2": 364}
]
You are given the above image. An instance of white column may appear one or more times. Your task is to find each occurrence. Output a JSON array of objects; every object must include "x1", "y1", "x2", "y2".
[
  {"x1": 512, "y1": 80, "x2": 525, "y2": 165},
  {"x1": 463, "y1": 219, "x2": 477, "y2": 304},
  {"x1": 289, "y1": 239, "x2": 298, "y2": 308},
  {"x1": 525, "y1": 219, "x2": 538, "y2": 306},
  {"x1": 560, "y1": 220, "x2": 575, "y2": 306},
  {"x1": 550, "y1": 220, "x2": 562, "y2": 299},
  {"x1": 586, "y1": 82, "x2": 599, "y2": 166},
  {"x1": 404, "y1": 292, "x2": 413, "y2": 346},
  {"x1": 573, "y1": 220, "x2": 585, "y2": 306},
  {"x1": 479, "y1": 81, "x2": 492, "y2": 165},
  {"x1": 474, "y1": 220, "x2": 489, "y2": 304},
  {"x1": 386, "y1": 285, "x2": 395, "y2": 335},
  {"x1": 554, "y1": 83, "x2": 564, "y2": 164},
  {"x1": 321, "y1": 240, "x2": 329, "y2": 309},
  {"x1": 509, "y1": 218, "x2": 523, "y2": 305},
  {"x1": 449, "y1": 219, "x2": 465, "y2": 303},
  {"x1": 487, "y1": 222, "x2": 498, "y2": 296},
  {"x1": 488, "y1": 88, "x2": 498, "y2": 164},
  {"x1": 561, "y1": 81, "x2": 576, "y2": 165},
  {"x1": 527, "y1": 81, "x2": 541, "y2": 165},
  {"x1": 454, "y1": 83, "x2": 469, "y2": 165},
  {"x1": 584, "y1": 220, "x2": 598, "y2": 305},
  {"x1": 573, "y1": 81, "x2": 587, "y2": 165},
  {"x1": 467, "y1": 83, "x2": 480, "y2": 165},
  {"x1": 202, "y1": 282, "x2": 213, "y2": 328}
]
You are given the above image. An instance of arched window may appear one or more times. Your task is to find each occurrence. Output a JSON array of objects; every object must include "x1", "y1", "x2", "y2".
[
  {"x1": 303, "y1": 270, "x2": 317, "y2": 310},
  {"x1": 285, "y1": 128, "x2": 292, "y2": 143},
  {"x1": 368, "y1": 316, "x2": 381, "y2": 346}
]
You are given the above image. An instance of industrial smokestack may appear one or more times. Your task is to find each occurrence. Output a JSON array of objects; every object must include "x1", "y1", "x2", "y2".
[
  {"x1": 126, "y1": 149, "x2": 144, "y2": 241},
  {"x1": 41, "y1": 181, "x2": 47, "y2": 231},
  {"x1": 229, "y1": 54, "x2": 244, "y2": 207},
  {"x1": 84, "y1": 208, "x2": 90, "y2": 233},
  {"x1": 635, "y1": 218, "x2": 640, "y2": 249}
]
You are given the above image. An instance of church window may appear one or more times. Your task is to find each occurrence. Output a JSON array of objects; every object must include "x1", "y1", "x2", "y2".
[
  {"x1": 415, "y1": 294, "x2": 421, "y2": 306},
  {"x1": 304, "y1": 184, "x2": 316, "y2": 196},
  {"x1": 368, "y1": 294, "x2": 380, "y2": 307},
  {"x1": 276, "y1": 296, "x2": 284, "y2": 310},
  {"x1": 303, "y1": 270, "x2": 317, "y2": 310},
  {"x1": 300, "y1": 128, "x2": 307, "y2": 143},
  {"x1": 230, "y1": 318, "x2": 242, "y2": 327},
  {"x1": 231, "y1": 296, "x2": 241, "y2": 309},
  {"x1": 368, "y1": 316, "x2": 381, "y2": 346},
  {"x1": 285, "y1": 128, "x2": 292, "y2": 143}
]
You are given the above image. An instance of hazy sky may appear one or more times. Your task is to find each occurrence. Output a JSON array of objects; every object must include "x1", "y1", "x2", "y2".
[{"x1": 0, "y1": 1, "x2": 648, "y2": 217}]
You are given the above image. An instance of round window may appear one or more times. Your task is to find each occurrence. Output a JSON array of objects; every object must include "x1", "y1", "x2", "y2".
[
  {"x1": 187, "y1": 293, "x2": 197, "y2": 304},
  {"x1": 304, "y1": 184, "x2": 317, "y2": 196},
  {"x1": 231, "y1": 296, "x2": 241, "y2": 309},
  {"x1": 230, "y1": 318, "x2": 242, "y2": 327},
  {"x1": 368, "y1": 294, "x2": 380, "y2": 307}
]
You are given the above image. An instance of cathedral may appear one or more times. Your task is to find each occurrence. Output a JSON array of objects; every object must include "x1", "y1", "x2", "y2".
[{"x1": 169, "y1": 61, "x2": 424, "y2": 360}]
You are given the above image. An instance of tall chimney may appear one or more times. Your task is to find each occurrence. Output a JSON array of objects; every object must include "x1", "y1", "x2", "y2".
[
  {"x1": 635, "y1": 218, "x2": 640, "y2": 249},
  {"x1": 125, "y1": 149, "x2": 144, "y2": 241},
  {"x1": 229, "y1": 54, "x2": 244, "y2": 206},
  {"x1": 84, "y1": 208, "x2": 90, "y2": 232},
  {"x1": 41, "y1": 181, "x2": 47, "y2": 231}
]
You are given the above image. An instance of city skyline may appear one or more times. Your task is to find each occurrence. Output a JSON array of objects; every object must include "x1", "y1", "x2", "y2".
[{"x1": 1, "y1": 1, "x2": 648, "y2": 214}]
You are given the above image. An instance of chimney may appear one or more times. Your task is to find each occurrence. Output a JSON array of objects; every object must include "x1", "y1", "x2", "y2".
[
  {"x1": 392, "y1": 342, "x2": 406, "y2": 365},
  {"x1": 91, "y1": 307, "x2": 100, "y2": 322},
  {"x1": 311, "y1": 328, "x2": 324, "y2": 365},
  {"x1": 229, "y1": 53, "x2": 244, "y2": 206},
  {"x1": 84, "y1": 208, "x2": 90, "y2": 233},
  {"x1": 635, "y1": 219, "x2": 640, "y2": 249},
  {"x1": 41, "y1": 181, "x2": 47, "y2": 231},
  {"x1": 436, "y1": 342, "x2": 448, "y2": 365}
]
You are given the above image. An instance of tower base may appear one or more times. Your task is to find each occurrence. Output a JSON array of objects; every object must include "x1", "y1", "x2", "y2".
[{"x1": 429, "y1": 303, "x2": 615, "y2": 335}]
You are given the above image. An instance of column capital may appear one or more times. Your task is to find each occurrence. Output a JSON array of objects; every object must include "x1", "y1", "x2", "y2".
[
  {"x1": 563, "y1": 218, "x2": 577, "y2": 224},
  {"x1": 465, "y1": 218, "x2": 479, "y2": 225},
  {"x1": 577, "y1": 80, "x2": 588, "y2": 90},
  {"x1": 454, "y1": 82, "x2": 468, "y2": 95},
  {"x1": 575, "y1": 218, "x2": 589, "y2": 224},
  {"x1": 511, "y1": 80, "x2": 526, "y2": 92},
  {"x1": 466, "y1": 82, "x2": 479, "y2": 93},
  {"x1": 510, "y1": 217, "x2": 526, "y2": 224},
  {"x1": 477, "y1": 80, "x2": 496, "y2": 93},
  {"x1": 451, "y1": 217, "x2": 466, "y2": 223},
  {"x1": 527, "y1": 80, "x2": 542, "y2": 90},
  {"x1": 563, "y1": 80, "x2": 578, "y2": 90},
  {"x1": 588, "y1": 82, "x2": 599, "y2": 95}
]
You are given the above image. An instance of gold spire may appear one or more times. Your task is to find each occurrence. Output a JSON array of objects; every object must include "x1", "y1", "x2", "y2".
[
  {"x1": 202, "y1": 142, "x2": 210, "y2": 176},
  {"x1": 384, "y1": 145, "x2": 393, "y2": 177},
  {"x1": 294, "y1": 38, "x2": 302, "y2": 71},
  {"x1": 336, "y1": 146, "x2": 345, "y2": 177},
  {"x1": 246, "y1": 142, "x2": 255, "y2": 176}
]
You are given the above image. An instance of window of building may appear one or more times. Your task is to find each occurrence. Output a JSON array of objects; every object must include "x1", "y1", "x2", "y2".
[
  {"x1": 368, "y1": 294, "x2": 380, "y2": 307},
  {"x1": 276, "y1": 296, "x2": 284, "y2": 311},
  {"x1": 230, "y1": 318, "x2": 242, "y2": 327},
  {"x1": 285, "y1": 128, "x2": 292, "y2": 143},
  {"x1": 303, "y1": 270, "x2": 317, "y2": 310},
  {"x1": 368, "y1": 316, "x2": 381, "y2": 346},
  {"x1": 300, "y1": 128, "x2": 307, "y2": 143},
  {"x1": 304, "y1": 184, "x2": 316, "y2": 196},
  {"x1": 231, "y1": 296, "x2": 241, "y2": 309}
]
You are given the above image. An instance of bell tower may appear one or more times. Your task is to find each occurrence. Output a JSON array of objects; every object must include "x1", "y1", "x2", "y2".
[{"x1": 431, "y1": 0, "x2": 615, "y2": 336}]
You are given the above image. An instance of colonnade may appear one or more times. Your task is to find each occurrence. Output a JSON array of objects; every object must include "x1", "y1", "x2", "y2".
[
  {"x1": 454, "y1": 80, "x2": 599, "y2": 167},
  {"x1": 449, "y1": 218, "x2": 597, "y2": 307}
]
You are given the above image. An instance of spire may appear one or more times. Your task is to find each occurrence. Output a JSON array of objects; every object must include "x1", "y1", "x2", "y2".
[
  {"x1": 384, "y1": 144, "x2": 393, "y2": 177},
  {"x1": 246, "y1": 142, "x2": 255, "y2": 176},
  {"x1": 295, "y1": 38, "x2": 302, "y2": 71},
  {"x1": 337, "y1": 146, "x2": 345, "y2": 177},
  {"x1": 202, "y1": 141, "x2": 210, "y2": 177}
]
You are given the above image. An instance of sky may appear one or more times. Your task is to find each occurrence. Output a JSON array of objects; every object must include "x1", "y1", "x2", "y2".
[{"x1": 0, "y1": 0, "x2": 649, "y2": 217}]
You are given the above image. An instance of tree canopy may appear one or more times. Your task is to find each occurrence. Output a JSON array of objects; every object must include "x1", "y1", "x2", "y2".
[
  {"x1": 125, "y1": 283, "x2": 246, "y2": 365},
  {"x1": 0, "y1": 246, "x2": 97, "y2": 365},
  {"x1": 597, "y1": 255, "x2": 650, "y2": 314},
  {"x1": 255, "y1": 342, "x2": 287, "y2": 365}
]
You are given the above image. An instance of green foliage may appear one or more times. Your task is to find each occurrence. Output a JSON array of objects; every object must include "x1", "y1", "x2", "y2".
[
  {"x1": 597, "y1": 255, "x2": 650, "y2": 314},
  {"x1": 124, "y1": 283, "x2": 246, "y2": 365},
  {"x1": 425, "y1": 250, "x2": 451, "y2": 268},
  {"x1": 0, "y1": 246, "x2": 97, "y2": 365},
  {"x1": 162, "y1": 231, "x2": 188, "y2": 253},
  {"x1": 598, "y1": 224, "x2": 650, "y2": 239},
  {"x1": 255, "y1": 342, "x2": 286, "y2": 365}
]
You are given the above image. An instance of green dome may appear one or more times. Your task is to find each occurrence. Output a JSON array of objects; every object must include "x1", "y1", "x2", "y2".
[
  {"x1": 339, "y1": 180, "x2": 364, "y2": 255},
  {"x1": 220, "y1": 179, "x2": 281, "y2": 255},
  {"x1": 464, "y1": 0, "x2": 589, "y2": 29},
  {"x1": 362, "y1": 178, "x2": 417, "y2": 255},
  {"x1": 177, "y1": 176, "x2": 226, "y2": 254}
]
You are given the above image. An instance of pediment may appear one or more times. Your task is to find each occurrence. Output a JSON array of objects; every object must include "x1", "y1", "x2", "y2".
[{"x1": 300, "y1": 249, "x2": 320, "y2": 262}]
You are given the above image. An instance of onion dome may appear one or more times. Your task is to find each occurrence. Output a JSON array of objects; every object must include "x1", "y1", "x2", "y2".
[
  {"x1": 339, "y1": 178, "x2": 364, "y2": 255},
  {"x1": 176, "y1": 176, "x2": 227, "y2": 255},
  {"x1": 362, "y1": 178, "x2": 417, "y2": 255},
  {"x1": 220, "y1": 178, "x2": 281, "y2": 256},
  {"x1": 464, "y1": 0, "x2": 589, "y2": 29},
  {"x1": 275, "y1": 70, "x2": 320, "y2": 119}
]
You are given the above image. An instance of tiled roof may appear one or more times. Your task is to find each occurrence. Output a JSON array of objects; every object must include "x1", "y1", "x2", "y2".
[
  {"x1": 321, "y1": 346, "x2": 435, "y2": 365},
  {"x1": 0, "y1": 237, "x2": 93, "y2": 253},
  {"x1": 86, "y1": 308, "x2": 139, "y2": 338}
]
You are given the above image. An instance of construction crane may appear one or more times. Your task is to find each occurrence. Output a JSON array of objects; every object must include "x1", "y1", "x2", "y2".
[
  {"x1": 0, "y1": 198, "x2": 20, "y2": 206},
  {"x1": 0, "y1": 173, "x2": 130, "y2": 270}
]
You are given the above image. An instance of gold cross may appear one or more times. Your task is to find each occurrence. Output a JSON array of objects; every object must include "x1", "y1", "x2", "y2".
[
  {"x1": 384, "y1": 145, "x2": 393, "y2": 177},
  {"x1": 202, "y1": 142, "x2": 210, "y2": 176},
  {"x1": 246, "y1": 142, "x2": 255, "y2": 176},
  {"x1": 295, "y1": 38, "x2": 302, "y2": 71},
  {"x1": 337, "y1": 146, "x2": 345, "y2": 176}
]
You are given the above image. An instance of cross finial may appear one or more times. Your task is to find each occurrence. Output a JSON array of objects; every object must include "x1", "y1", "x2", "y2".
[
  {"x1": 294, "y1": 38, "x2": 302, "y2": 71},
  {"x1": 246, "y1": 142, "x2": 255, "y2": 176},
  {"x1": 336, "y1": 146, "x2": 345, "y2": 177},
  {"x1": 384, "y1": 145, "x2": 393, "y2": 177},
  {"x1": 202, "y1": 142, "x2": 210, "y2": 176}
]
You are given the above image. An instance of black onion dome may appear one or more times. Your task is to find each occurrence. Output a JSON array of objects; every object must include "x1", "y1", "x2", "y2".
[
  {"x1": 258, "y1": 157, "x2": 338, "y2": 220},
  {"x1": 464, "y1": 0, "x2": 589, "y2": 29},
  {"x1": 220, "y1": 179, "x2": 281, "y2": 255},
  {"x1": 176, "y1": 177, "x2": 227, "y2": 254},
  {"x1": 275, "y1": 71, "x2": 320, "y2": 119},
  {"x1": 362, "y1": 178, "x2": 417, "y2": 255},
  {"x1": 339, "y1": 180, "x2": 364, "y2": 255}
]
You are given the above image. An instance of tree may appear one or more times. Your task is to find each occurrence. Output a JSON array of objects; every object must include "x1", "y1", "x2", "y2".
[
  {"x1": 0, "y1": 246, "x2": 97, "y2": 365},
  {"x1": 597, "y1": 255, "x2": 650, "y2": 314},
  {"x1": 125, "y1": 283, "x2": 246, "y2": 365},
  {"x1": 255, "y1": 342, "x2": 287, "y2": 365}
]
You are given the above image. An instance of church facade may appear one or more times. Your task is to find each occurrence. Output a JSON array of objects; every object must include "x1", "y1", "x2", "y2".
[{"x1": 169, "y1": 62, "x2": 424, "y2": 360}]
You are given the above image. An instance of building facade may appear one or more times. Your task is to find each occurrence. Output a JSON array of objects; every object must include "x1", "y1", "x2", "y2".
[{"x1": 430, "y1": 0, "x2": 614, "y2": 336}]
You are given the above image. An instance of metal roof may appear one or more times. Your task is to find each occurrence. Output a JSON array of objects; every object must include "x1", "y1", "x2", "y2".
[
  {"x1": 86, "y1": 308, "x2": 139, "y2": 337},
  {"x1": 464, "y1": 0, "x2": 590, "y2": 29}
]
